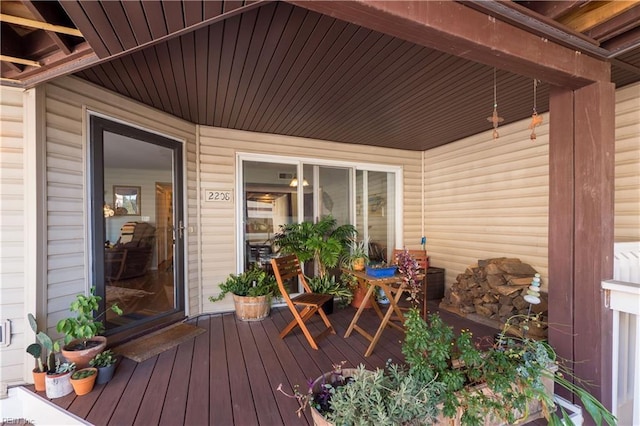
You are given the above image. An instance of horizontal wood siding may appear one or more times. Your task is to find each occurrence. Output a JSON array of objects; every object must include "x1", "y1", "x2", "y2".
[
  {"x1": 424, "y1": 119, "x2": 550, "y2": 290},
  {"x1": 43, "y1": 77, "x2": 199, "y2": 322},
  {"x1": 0, "y1": 88, "x2": 26, "y2": 384},
  {"x1": 197, "y1": 127, "x2": 421, "y2": 313},
  {"x1": 614, "y1": 82, "x2": 640, "y2": 243}
]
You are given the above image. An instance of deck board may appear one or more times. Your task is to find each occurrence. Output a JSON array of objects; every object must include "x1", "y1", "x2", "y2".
[{"x1": 33, "y1": 301, "x2": 509, "y2": 425}]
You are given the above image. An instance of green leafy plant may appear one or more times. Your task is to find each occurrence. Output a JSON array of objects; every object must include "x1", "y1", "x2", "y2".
[
  {"x1": 56, "y1": 287, "x2": 123, "y2": 348},
  {"x1": 71, "y1": 368, "x2": 96, "y2": 380},
  {"x1": 272, "y1": 215, "x2": 356, "y2": 278},
  {"x1": 403, "y1": 308, "x2": 616, "y2": 426},
  {"x1": 89, "y1": 349, "x2": 117, "y2": 368},
  {"x1": 209, "y1": 264, "x2": 278, "y2": 302},
  {"x1": 340, "y1": 237, "x2": 369, "y2": 269},
  {"x1": 52, "y1": 361, "x2": 75, "y2": 375},
  {"x1": 307, "y1": 274, "x2": 353, "y2": 306},
  {"x1": 278, "y1": 362, "x2": 445, "y2": 425},
  {"x1": 27, "y1": 313, "x2": 60, "y2": 372}
]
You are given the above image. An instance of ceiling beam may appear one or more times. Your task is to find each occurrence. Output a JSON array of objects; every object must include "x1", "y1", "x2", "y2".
[
  {"x1": 0, "y1": 13, "x2": 82, "y2": 37},
  {"x1": 287, "y1": 0, "x2": 610, "y2": 89}
]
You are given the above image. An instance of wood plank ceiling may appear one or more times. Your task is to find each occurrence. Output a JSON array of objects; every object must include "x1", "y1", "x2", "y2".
[{"x1": 2, "y1": 1, "x2": 640, "y2": 151}]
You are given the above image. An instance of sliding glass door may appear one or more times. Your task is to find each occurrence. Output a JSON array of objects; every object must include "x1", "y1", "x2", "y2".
[{"x1": 240, "y1": 156, "x2": 399, "y2": 281}]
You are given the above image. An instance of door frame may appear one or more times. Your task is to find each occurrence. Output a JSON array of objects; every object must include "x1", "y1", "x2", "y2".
[{"x1": 88, "y1": 113, "x2": 186, "y2": 344}]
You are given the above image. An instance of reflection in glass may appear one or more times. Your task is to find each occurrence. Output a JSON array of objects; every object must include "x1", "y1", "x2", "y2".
[{"x1": 103, "y1": 132, "x2": 175, "y2": 329}]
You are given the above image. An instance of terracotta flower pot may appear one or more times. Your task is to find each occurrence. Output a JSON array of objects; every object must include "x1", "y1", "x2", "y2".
[
  {"x1": 70, "y1": 367, "x2": 98, "y2": 396},
  {"x1": 350, "y1": 284, "x2": 372, "y2": 309},
  {"x1": 61, "y1": 336, "x2": 106, "y2": 369},
  {"x1": 32, "y1": 369, "x2": 46, "y2": 392}
]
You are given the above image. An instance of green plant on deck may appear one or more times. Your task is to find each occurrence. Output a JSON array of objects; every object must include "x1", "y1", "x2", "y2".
[
  {"x1": 89, "y1": 349, "x2": 117, "y2": 368},
  {"x1": 403, "y1": 308, "x2": 616, "y2": 426},
  {"x1": 27, "y1": 313, "x2": 61, "y2": 373},
  {"x1": 209, "y1": 264, "x2": 278, "y2": 302},
  {"x1": 56, "y1": 287, "x2": 122, "y2": 348},
  {"x1": 71, "y1": 368, "x2": 96, "y2": 380},
  {"x1": 272, "y1": 215, "x2": 357, "y2": 278},
  {"x1": 307, "y1": 274, "x2": 353, "y2": 306}
]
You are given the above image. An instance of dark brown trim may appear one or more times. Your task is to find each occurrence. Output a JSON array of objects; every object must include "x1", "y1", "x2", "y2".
[
  {"x1": 572, "y1": 81, "x2": 615, "y2": 408},
  {"x1": 288, "y1": 0, "x2": 610, "y2": 88},
  {"x1": 548, "y1": 85, "x2": 575, "y2": 400}
]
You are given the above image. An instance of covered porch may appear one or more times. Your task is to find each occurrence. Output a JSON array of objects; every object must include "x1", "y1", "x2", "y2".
[{"x1": 35, "y1": 303, "x2": 511, "y2": 425}]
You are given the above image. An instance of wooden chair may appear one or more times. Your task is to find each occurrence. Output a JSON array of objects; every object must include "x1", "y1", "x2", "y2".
[
  {"x1": 391, "y1": 249, "x2": 429, "y2": 318},
  {"x1": 270, "y1": 254, "x2": 335, "y2": 350}
]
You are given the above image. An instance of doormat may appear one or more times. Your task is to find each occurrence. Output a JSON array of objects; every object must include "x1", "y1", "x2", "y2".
[{"x1": 113, "y1": 322, "x2": 206, "y2": 363}]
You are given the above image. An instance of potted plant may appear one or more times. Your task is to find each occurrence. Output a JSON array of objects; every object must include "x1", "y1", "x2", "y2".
[
  {"x1": 272, "y1": 215, "x2": 357, "y2": 279},
  {"x1": 89, "y1": 349, "x2": 118, "y2": 384},
  {"x1": 273, "y1": 215, "x2": 357, "y2": 309},
  {"x1": 279, "y1": 361, "x2": 444, "y2": 425},
  {"x1": 56, "y1": 286, "x2": 122, "y2": 368},
  {"x1": 70, "y1": 367, "x2": 98, "y2": 395},
  {"x1": 307, "y1": 274, "x2": 354, "y2": 312},
  {"x1": 45, "y1": 361, "x2": 75, "y2": 399},
  {"x1": 208, "y1": 264, "x2": 278, "y2": 321},
  {"x1": 340, "y1": 238, "x2": 369, "y2": 271},
  {"x1": 26, "y1": 313, "x2": 60, "y2": 392}
]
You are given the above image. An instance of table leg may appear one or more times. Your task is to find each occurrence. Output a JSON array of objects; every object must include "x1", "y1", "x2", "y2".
[
  {"x1": 344, "y1": 279, "x2": 377, "y2": 338},
  {"x1": 364, "y1": 284, "x2": 407, "y2": 357}
]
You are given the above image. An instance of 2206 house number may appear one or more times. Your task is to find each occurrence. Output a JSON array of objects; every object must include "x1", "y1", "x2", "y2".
[{"x1": 205, "y1": 190, "x2": 233, "y2": 202}]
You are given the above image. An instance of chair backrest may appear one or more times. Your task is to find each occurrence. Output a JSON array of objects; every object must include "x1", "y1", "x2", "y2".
[
  {"x1": 391, "y1": 249, "x2": 428, "y2": 270},
  {"x1": 270, "y1": 254, "x2": 313, "y2": 302},
  {"x1": 117, "y1": 221, "x2": 156, "y2": 247}
]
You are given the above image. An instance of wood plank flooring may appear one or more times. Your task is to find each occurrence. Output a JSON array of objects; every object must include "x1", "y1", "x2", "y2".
[{"x1": 33, "y1": 301, "x2": 513, "y2": 425}]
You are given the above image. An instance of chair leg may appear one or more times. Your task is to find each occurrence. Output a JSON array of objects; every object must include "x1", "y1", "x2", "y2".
[{"x1": 279, "y1": 305, "x2": 335, "y2": 350}]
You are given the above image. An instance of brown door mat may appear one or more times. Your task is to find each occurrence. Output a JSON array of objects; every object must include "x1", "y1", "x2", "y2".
[{"x1": 113, "y1": 322, "x2": 206, "y2": 362}]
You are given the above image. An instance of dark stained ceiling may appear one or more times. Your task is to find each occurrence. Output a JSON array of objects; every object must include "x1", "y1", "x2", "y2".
[{"x1": 2, "y1": 1, "x2": 640, "y2": 151}]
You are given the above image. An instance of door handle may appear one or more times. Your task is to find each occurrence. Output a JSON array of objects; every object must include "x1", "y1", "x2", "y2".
[{"x1": 177, "y1": 220, "x2": 185, "y2": 239}]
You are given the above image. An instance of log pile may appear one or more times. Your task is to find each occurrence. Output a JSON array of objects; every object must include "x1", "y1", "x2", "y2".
[{"x1": 441, "y1": 257, "x2": 548, "y2": 338}]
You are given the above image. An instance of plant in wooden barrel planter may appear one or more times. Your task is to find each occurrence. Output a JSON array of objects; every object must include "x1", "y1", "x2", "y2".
[{"x1": 209, "y1": 265, "x2": 278, "y2": 321}]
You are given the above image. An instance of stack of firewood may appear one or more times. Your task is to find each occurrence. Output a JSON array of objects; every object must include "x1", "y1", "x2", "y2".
[{"x1": 441, "y1": 257, "x2": 547, "y2": 338}]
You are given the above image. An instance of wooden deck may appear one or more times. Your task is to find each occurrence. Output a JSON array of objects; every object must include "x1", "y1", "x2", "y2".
[{"x1": 36, "y1": 302, "x2": 504, "y2": 425}]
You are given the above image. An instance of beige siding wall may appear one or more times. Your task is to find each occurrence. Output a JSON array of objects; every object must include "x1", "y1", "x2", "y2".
[
  {"x1": 198, "y1": 127, "x2": 422, "y2": 312},
  {"x1": 424, "y1": 118, "x2": 550, "y2": 290},
  {"x1": 424, "y1": 82, "x2": 640, "y2": 290},
  {"x1": 614, "y1": 82, "x2": 640, "y2": 243},
  {"x1": 0, "y1": 88, "x2": 27, "y2": 383},
  {"x1": 42, "y1": 77, "x2": 199, "y2": 328}
]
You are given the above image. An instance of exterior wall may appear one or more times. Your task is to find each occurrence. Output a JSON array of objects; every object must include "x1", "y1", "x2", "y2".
[
  {"x1": 614, "y1": 82, "x2": 640, "y2": 243},
  {"x1": 424, "y1": 117, "x2": 550, "y2": 289},
  {"x1": 0, "y1": 88, "x2": 27, "y2": 384},
  {"x1": 198, "y1": 126, "x2": 422, "y2": 313},
  {"x1": 425, "y1": 82, "x2": 640, "y2": 290}
]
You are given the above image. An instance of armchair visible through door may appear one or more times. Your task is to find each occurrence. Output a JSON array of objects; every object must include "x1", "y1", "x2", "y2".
[{"x1": 270, "y1": 254, "x2": 335, "y2": 350}]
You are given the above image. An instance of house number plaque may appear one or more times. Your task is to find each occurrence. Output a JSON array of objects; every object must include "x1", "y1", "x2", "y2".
[{"x1": 205, "y1": 190, "x2": 233, "y2": 202}]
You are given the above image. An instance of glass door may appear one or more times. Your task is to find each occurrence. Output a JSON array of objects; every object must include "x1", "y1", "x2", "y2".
[{"x1": 90, "y1": 116, "x2": 185, "y2": 342}]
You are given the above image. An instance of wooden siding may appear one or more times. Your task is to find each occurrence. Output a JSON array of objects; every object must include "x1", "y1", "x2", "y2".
[
  {"x1": 614, "y1": 82, "x2": 640, "y2": 243},
  {"x1": 198, "y1": 126, "x2": 422, "y2": 313},
  {"x1": 424, "y1": 118, "x2": 550, "y2": 290},
  {"x1": 42, "y1": 76, "x2": 199, "y2": 327},
  {"x1": 0, "y1": 88, "x2": 26, "y2": 384}
]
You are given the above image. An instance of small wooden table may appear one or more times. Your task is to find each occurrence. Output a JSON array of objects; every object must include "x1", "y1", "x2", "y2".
[{"x1": 343, "y1": 269, "x2": 423, "y2": 357}]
